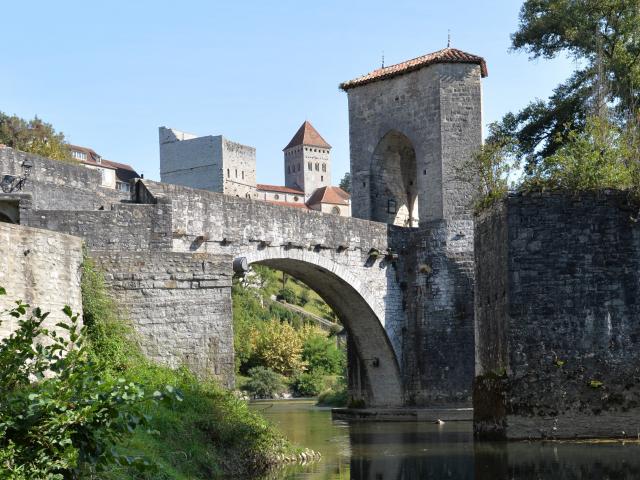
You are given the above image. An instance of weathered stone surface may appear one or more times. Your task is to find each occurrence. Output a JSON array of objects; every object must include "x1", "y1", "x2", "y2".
[
  {"x1": 0, "y1": 222, "x2": 83, "y2": 339},
  {"x1": 0, "y1": 147, "x2": 128, "y2": 210},
  {"x1": 344, "y1": 63, "x2": 482, "y2": 225},
  {"x1": 94, "y1": 251, "x2": 235, "y2": 387},
  {"x1": 474, "y1": 191, "x2": 640, "y2": 439}
]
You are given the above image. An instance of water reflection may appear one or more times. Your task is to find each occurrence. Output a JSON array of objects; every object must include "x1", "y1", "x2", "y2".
[{"x1": 251, "y1": 400, "x2": 640, "y2": 480}]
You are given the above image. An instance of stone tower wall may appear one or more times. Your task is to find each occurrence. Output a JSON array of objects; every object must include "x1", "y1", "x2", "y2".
[
  {"x1": 284, "y1": 145, "x2": 331, "y2": 197},
  {"x1": 345, "y1": 63, "x2": 482, "y2": 225},
  {"x1": 159, "y1": 127, "x2": 257, "y2": 198},
  {"x1": 221, "y1": 137, "x2": 257, "y2": 198}
]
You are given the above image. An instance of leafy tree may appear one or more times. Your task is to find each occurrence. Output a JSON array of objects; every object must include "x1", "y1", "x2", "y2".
[
  {"x1": 524, "y1": 115, "x2": 640, "y2": 191},
  {"x1": 254, "y1": 319, "x2": 305, "y2": 375},
  {"x1": 299, "y1": 325, "x2": 345, "y2": 376},
  {"x1": 495, "y1": 0, "x2": 640, "y2": 171},
  {"x1": 0, "y1": 112, "x2": 72, "y2": 162},
  {"x1": 292, "y1": 370, "x2": 326, "y2": 397},
  {"x1": 339, "y1": 172, "x2": 351, "y2": 193}
]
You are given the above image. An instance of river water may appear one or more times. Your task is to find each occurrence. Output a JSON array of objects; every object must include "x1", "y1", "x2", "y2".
[{"x1": 250, "y1": 399, "x2": 640, "y2": 480}]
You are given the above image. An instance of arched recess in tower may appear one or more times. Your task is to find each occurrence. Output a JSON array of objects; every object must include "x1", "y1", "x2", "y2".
[{"x1": 370, "y1": 130, "x2": 419, "y2": 227}]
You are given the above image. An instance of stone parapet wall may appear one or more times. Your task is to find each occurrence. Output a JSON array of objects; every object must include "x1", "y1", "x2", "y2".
[
  {"x1": 138, "y1": 179, "x2": 391, "y2": 253},
  {"x1": 25, "y1": 203, "x2": 172, "y2": 252},
  {"x1": 0, "y1": 222, "x2": 83, "y2": 340},
  {"x1": 474, "y1": 191, "x2": 640, "y2": 439},
  {"x1": 93, "y1": 251, "x2": 235, "y2": 387},
  {"x1": 0, "y1": 147, "x2": 128, "y2": 210}
]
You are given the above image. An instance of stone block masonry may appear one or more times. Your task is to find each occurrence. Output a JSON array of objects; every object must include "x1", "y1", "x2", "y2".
[
  {"x1": 0, "y1": 147, "x2": 128, "y2": 210},
  {"x1": 93, "y1": 251, "x2": 235, "y2": 388},
  {"x1": 474, "y1": 191, "x2": 640, "y2": 439},
  {"x1": 0, "y1": 222, "x2": 83, "y2": 340}
]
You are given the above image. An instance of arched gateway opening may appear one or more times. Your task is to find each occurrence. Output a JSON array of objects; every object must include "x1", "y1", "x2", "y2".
[
  {"x1": 370, "y1": 130, "x2": 419, "y2": 227},
  {"x1": 234, "y1": 252, "x2": 404, "y2": 408}
]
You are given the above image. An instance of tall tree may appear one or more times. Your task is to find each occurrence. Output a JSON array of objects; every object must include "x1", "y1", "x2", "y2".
[
  {"x1": 0, "y1": 112, "x2": 72, "y2": 162},
  {"x1": 339, "y1": 172, "x2": 351, "y2": 193},
  {"x1": 496, "y1": 0, "x2": 640, "y2": 171}
]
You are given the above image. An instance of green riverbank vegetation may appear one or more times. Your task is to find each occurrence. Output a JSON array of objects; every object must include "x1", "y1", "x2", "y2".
[
  {"x1": 233, "y1": 266, "x2": 347, "y2": 404},
  {"x1": 0, "y1": 258, "x2": 298, "y2": 479}
]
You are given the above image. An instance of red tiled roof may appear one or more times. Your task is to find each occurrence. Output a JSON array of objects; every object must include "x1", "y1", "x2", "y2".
[
  {"x1": 340, "y1": 47, "x2": 488, "y2": 90},
  {"x1": 283, "y1": 121, "x2": 331, "y2": 150},
  {"x1": 266, "y1": 200, "x2": 310, "y2": 210},
  {"x1": 306, "y1": 186, "x2": 350, "y2": 206},
  {"x1": 257, "y1": 184, "x2": 304, "y2": 195}
]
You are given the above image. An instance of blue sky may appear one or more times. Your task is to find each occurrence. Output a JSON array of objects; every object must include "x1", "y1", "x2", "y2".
[{"x1": 1, "y1": 0, "x2": 575, "y2": 184}]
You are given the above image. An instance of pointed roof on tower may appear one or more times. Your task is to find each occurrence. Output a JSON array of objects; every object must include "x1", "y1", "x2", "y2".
[{"x1": 283, "y1": 121, "x2": 331, "y2": 151}]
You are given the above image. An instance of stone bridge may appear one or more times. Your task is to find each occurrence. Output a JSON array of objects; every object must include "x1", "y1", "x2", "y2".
[
  {"x1": 136, "y1": 179, "x2": 407, "y2": 406},
  {"x1": 2, "y1": 144, "x2": 474, "y2": 407}
]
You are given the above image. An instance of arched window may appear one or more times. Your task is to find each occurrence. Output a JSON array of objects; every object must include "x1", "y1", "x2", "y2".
[
  {"x1": 245, "y1": 193, "x2": 251, "y2": 199},
  {"x1": 322, "y1": 163, "x2": 326, "y2": 172},
  {"x1": 308, "y1": 162, "x2": 312, "y2": 171},
  {"x1": 315, "y1": 163, "x2": 319, "y2": 171}
]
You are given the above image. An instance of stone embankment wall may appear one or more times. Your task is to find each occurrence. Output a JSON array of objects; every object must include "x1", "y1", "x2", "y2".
[
  {"x1": 0, "y1": 147, "x2": 128, "y2": 210},
  {"x1": 0, "y1": 222, "x2": 83, "y2": 339},
  {"x1": 94, "y1": 251, "x2": 235, "y2": 387},
  {"x1": 474, "y1": 191, "x2": 640, "y2": 439}
]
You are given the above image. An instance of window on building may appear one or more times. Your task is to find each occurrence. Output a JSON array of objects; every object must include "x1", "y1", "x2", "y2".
[
  {"x1": 293, "y1": 196, "x2": 299, "y2": 201},
  {"x1": 242, "y1": 171, "x2": 245, "y2": 180},
  {"x1": 322, "y1": 163, "x2": 326, "y2": 172},
  {"x1": 274, "y1": 194, "x2": 280, "y2": 200},
  {"x1": 288, "y1": 166, "x2": 291, "y2": 174},
  {"x1": 245, "y1": 193, "x2": 251, "y2": 199},
  {"x1": 298, "y1": 164, "x2": 301, "y2": 172},
  {"x1": 72, "y1": 150, "x2": 87, "y2": 161},
  {"x1": 227, "y1": 169, "x2": 230, "y2": 178},
  {"x1": 235, "y1": 169, "x2": 238, "y2": 178},
  {"x1": 321, "y1": 176, "x2": 324, "y2": 181},
  {"x1": 387, "y1": 199, "x2": 397, "y2": 214},
  {"x1": 331, "y1": 206, "x2": 341, "y2": 215},
  {"x1": 315, "y1": 163, "x2": 319, "y2": 171},
  {"x1": 116, "y1": 182, "x2": 130, "y2": 192},
  {"x1": 308, "y1": 162, "x2": 312, "y2": 171}
]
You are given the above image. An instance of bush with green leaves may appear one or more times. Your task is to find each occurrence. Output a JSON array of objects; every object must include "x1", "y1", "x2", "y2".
[
  {"x1": 0, "y1": 288, "x2": 179, "y2": 479},
  {"x1": 278, "y1": 288, "x2": 296, "y2": 304},
  {"x1": 300, "y1": 327, "x2": 344, "y2": 376},
  {"x1": 244, "y1": 367, "x2": 286, "y2": 399},
  {"x1": 291, "y1": 370, "x2": 326, "y2": 397}
]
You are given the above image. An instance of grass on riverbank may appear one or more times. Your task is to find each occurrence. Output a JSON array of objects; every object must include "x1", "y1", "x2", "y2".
[{"x1": 82, "y1": 257, "x2": 296, "y2": 479}]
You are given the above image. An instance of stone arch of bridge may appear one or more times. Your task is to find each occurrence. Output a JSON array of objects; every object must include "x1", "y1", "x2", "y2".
[
  {"x1": 370, "y1": 130, "x2": 419, "y2": 227},
  {"x1": 237, "y1": 247, "x2": 404, "y2": 407}
]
